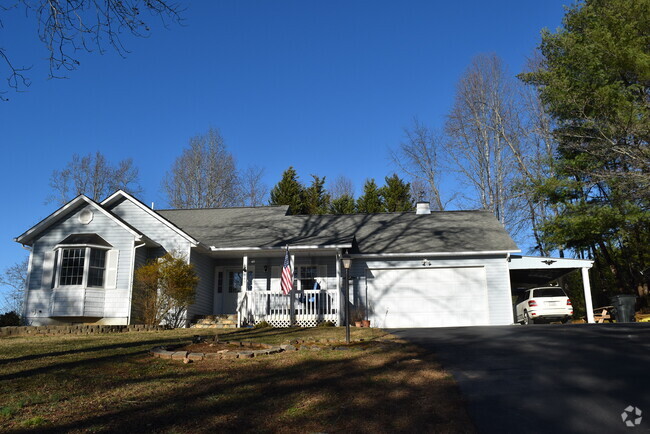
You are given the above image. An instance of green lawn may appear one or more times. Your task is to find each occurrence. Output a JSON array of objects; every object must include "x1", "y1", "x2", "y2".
[{"x1": 0, "y1": 327, "x2": 474, "y2": 433}]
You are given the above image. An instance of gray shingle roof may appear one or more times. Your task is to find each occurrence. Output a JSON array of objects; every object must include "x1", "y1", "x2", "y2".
[{"x1": 155, "y1": 207, "x2": 519, "y2": 254}]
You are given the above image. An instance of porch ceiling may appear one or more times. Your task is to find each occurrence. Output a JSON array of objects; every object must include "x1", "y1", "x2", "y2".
[{"x1": 510, "y1": 268, "x2": 580, "y2": 288}]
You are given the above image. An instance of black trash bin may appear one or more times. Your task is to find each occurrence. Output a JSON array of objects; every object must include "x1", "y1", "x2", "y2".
[{"x1": 610, "y1": 294, "x2": 637, "y2": 323}]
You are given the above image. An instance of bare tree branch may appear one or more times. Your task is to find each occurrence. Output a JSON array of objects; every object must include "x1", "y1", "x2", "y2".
[
  {"x1": 47, "y1": 151, "x2": 142, "y2": 204},
  {"x1": 445, "y1": 54, "x2": 526, "y2": 236},
  {"x1": 163, "y1": 128, "x2": 241, "y2": 209},
  {"x1": 329, "y1": 175, "x2": 354, "y2": 200},
  {"x1": 1, "y1": 0, "x2": 183, "y2": 98},
  {"x1": 0, "y1": 258, "x2": 28, "y2": 314},
  {"x1": 240, "y1": 165, "x2": 268, "y2": 207},
  {"x1": 391, "y1": 118, "x2": 445, "y2": 210}
]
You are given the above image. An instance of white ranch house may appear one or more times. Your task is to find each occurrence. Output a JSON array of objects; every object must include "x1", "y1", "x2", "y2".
[{"x1": 15, "y1": 190, "x2": 596, "y2": 328}]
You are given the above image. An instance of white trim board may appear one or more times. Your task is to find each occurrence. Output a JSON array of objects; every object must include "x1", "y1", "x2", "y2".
[
  {"x1": 102, "y1": 190, "x2": 200, "y2": 246},
  {"x1": 209, "y1": 244, "x2": 352, "y2": 252},
  {"x1": 352, "y1": 250, "x2": 519, "y2": 259},
  {"x1": 15, "y1": 195, "x2": 142, "y2": 245},
  {"x1": 509, "y1": 255, "x2": 594, "y2": 270}
]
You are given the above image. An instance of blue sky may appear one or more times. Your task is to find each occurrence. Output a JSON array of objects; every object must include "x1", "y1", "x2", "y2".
[{"x1": 0, "y1": 0, "x2": 571, "y2": 290}]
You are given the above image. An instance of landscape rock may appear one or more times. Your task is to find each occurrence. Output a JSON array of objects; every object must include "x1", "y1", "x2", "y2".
[
  {"x1": 187, "y1": 353, "x2": 204, "y2": 361},
  {"x1": 156, "y1": 350, "x2": 175, "y2": 359},
  {"x1": 172, "y1": 351, "x2": 188, "y2": 360}
]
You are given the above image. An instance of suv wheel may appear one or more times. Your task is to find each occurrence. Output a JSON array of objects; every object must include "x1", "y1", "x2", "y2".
[{"x1": 524, "y1": 311, "x2": 534, "y2": 325}]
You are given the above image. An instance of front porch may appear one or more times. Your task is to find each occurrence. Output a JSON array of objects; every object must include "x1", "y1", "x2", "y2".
[
  {"x1": 238, "y1": 289, "x2": 339, "y2": 327},
  {"x1": 191, "y1": 248, "x2": 345, "y2": 328}
]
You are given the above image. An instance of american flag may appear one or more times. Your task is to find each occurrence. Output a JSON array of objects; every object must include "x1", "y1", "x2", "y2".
[{"x1": 281, "y1": 246, "x2": 293, "y2": 295}]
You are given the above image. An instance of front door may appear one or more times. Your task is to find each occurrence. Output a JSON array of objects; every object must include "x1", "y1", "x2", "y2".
[{"x1": 214, "y1": 268, "x2": 243, "y2": 314}]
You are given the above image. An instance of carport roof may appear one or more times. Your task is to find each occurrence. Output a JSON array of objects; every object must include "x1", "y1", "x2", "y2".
[
  {"x1": 155, "y1": 207, "x2": 519, "y2": 255},
  {"x1": 509, "y1": 255, "x2": 594, "y2": 288}
]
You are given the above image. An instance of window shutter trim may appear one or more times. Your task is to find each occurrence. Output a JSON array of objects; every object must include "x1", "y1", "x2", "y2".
[
  {"x1": 42, "y1": 251, "x2": 55, "y2": 290},
  {"x1": 105, "y1": 250, "x2": 119, "y2": 289}
]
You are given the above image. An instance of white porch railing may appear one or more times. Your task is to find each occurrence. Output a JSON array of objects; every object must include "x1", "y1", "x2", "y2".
[{"x1": 238, "y1": 290, "x2": 339, "y2": 327}]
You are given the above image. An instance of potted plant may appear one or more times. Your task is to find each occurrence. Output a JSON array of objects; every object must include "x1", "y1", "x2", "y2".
[{"x1": 351, "y1": 307, "x2": 364, "y2": 327}]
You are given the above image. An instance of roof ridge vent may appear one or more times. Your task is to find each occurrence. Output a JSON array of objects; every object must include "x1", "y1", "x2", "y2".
[{"x1": 416, "y1": 201, "x2": 431, "y2": 215}]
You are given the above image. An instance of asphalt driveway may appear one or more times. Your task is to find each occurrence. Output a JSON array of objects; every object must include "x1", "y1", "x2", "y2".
[{"x1": 390, "y1": 324, "x2": 650, "y2": 433}]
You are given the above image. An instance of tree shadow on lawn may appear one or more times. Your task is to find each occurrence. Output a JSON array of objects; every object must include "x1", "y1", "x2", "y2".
[
  {"x1": 6, "y1": 344, "x2": 473, "y2": 433},
  {"x1": 0, "y1": 336, "x2": 198, "y2": 381},
  {"x1": 0, "y1": 337, "x2": 194, "y2": 367},
  {"x1": 216, "y1": 327, "x2": 312, "y2": 341}
]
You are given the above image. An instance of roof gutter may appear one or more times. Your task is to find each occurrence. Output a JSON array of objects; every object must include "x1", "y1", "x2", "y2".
[
  {"x1": 351, "y1": 249, "x2": 520, "y2": 259},
  {"x1": 209, "y1": 244, "x2": 352, "y2": 252}
]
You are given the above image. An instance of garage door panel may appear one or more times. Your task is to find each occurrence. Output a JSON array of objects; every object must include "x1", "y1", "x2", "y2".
[{"x1": 367, "y1": 267, "x2": 489, "y2": 328}]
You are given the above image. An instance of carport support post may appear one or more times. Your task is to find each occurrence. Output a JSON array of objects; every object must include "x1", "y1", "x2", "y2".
[{"x1": 582, "y1": 267, "x2": 595, "y2": 323}]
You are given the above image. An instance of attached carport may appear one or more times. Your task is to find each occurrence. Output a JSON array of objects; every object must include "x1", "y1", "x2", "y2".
[{"x1": 508, "y1": 255, "x2": 595, "y2": 323}]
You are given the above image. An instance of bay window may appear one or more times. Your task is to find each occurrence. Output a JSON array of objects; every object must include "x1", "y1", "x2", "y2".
[{"x1": 54, "y1": 234, "x2": 112, "y2": 289}]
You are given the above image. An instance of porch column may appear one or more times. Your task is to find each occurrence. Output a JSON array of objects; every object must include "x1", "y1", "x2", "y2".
[
  {"x1": 336, "y1": 250, "x2": 342, "y2": 326},
  {"x1": 242, "y1": 255, "x2": 248, "y2": 290},
  {"x1": 242, "y1": 255, "x2": 249, "y2": 325},
  {"x1": 582, "y1": 267, "x2": 594, "y2": 323}
]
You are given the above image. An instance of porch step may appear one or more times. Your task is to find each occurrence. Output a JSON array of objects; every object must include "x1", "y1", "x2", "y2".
[{"x1": 190, "y1": 314, "x2": 238, "y2": 329}]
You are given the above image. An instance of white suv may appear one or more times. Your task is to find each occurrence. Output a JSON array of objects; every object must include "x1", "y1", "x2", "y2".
[{"x1": 515, "y1": 287, "x2": 573, "y2": 324}]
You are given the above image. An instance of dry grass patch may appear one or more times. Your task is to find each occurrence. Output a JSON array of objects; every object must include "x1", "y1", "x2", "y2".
[{"x1": 0, "y1": 327, "x2": 474, "y2": 433}]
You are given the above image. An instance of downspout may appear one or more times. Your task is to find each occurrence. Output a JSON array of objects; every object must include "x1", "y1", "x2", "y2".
[
  {"x1": 20, "y1": 244, "x2": 33, "y2": 324},
  {"x1": 186, "y1": 244, "x2": 193, "y2": 328},
  {"x1": 127, "y1": 240, "x2": 147, "y2": 325}
]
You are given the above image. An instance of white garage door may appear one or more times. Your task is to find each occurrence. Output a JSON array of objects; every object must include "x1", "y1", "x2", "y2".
[{"x1": 366, "y1": 267, "x2": 489, "y2": 328}]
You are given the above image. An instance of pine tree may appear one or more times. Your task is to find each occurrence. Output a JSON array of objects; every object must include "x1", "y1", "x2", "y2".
[
  {"x1": 519, "y1": 0, "x2": 650, "y2": 295},
  {"x1": 269, "y1": 167, "x2": 304, "y2": 214},
  {"x1": 303, "y1": 175, "x2": 331, "y2": 215},
  {"x1": 330, "y1": 194, "x2": 356, "y2": 214},
  {"x1": 356, "y1": 179, "x2": 384, "y2": 213},
  {"x1": 380, "y1": 174, "x2": 413, "y2": 212}
]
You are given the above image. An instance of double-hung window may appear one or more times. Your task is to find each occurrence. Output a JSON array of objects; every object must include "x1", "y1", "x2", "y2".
[
  {"x1": 298, "y1": 266, "x2": 318, "y2": 290},
  {"x1": 297, "y1": 265, "x2": 327, "y2": 290}
]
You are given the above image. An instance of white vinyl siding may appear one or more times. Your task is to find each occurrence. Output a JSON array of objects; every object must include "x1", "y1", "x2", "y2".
[
  {"x1": 187, "y1": 249, "x2": 215, "y2": 320},
  {"x1": 352, "y1": 255, "x2": 513, "y2": 328},
  {"x1": 107, "y1": 198, "x2": 192, "y2": 253},
  {"x1": 271, "y1": 266, "x2": 281, "y2": 291},
  {"x1": 41, "y1": 251, "x2": 56, "y2": 290},
  {"x1": 24, "y1": 203, "x2": 135, "y2": 324}
]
